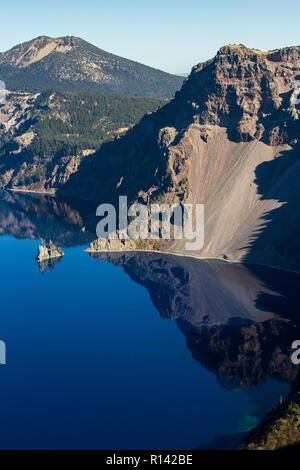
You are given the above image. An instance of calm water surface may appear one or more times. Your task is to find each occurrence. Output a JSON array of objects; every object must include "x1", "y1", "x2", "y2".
[{"x1": 0, "y1": 191, "x2": 298, "y2": 449}]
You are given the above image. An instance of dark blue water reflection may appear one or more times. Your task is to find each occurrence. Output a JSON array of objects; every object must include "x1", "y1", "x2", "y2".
[{"x1": 0, "y1": 191, "x2": 298, "y2": 449}]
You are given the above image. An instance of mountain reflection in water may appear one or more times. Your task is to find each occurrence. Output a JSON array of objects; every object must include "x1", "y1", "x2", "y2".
[
  {"x1": 1, "y1": 190, "x2": 299, "y2": 392},
  {"x1": 0, "y1": 190, "x2": 96, "y2": 247},
  {"x1": 0, "y1": 191, "x2": 299, "y2": 449},
  {"x1": 90, "y1": 252, "x2": 300, "y2": 391}
]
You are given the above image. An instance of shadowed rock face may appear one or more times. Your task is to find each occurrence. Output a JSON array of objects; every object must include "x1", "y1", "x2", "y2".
[{"x1": 89, "y1": 251, "x2": 300, "y2": 391}]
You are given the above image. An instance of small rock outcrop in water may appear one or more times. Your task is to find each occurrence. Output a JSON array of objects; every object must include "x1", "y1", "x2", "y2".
[{"x1": 36, "y1": 240, "x2": 64, "y2": 261}]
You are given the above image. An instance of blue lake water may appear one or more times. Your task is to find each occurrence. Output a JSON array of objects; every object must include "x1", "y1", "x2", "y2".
[{"x1": 0, "y1": 192, "x2": 298, "y2": 449}]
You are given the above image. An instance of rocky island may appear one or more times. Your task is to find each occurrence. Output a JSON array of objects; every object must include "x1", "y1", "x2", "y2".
[{"x1": 36, "y1": 240, "x2": 64, "y2": 262}]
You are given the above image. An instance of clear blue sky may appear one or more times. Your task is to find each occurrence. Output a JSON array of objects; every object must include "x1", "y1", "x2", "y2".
[{"x1": 2, "y1": 0, "x2": 300, "y2": 74}]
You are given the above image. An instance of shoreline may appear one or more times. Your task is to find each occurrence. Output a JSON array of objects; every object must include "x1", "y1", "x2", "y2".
[
  {"x1": 86, "y1": 248, "x2": 300, "y2": 275},
  {"x1": 7, "y1": 187, "x2": 98, "y2": 203},
  {"x1": 4, "y1": 189, "x2": 300, "y2": 275}
]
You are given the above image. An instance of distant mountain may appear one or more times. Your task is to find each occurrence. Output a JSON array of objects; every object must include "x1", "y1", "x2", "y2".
[{"x1": 0, "y1": 36, "x2": 183, "y2": 98}]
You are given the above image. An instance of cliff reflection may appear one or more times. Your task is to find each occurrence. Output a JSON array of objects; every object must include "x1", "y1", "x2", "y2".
[
  {"x1": 37, "y1": 256, "x2": 63, "y2": 274},
  {"x1": 90, "y1": 252, "x2": 300, "y2": 391},
  {"x1": 0, "y1": 191, "x2": 96, "y2": 247}
]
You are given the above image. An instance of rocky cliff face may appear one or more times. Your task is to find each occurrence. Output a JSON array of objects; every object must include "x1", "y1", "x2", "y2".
[
  {"x1": 1, "y1": 44, "x2": 300, "y2": 270},
  {"x1": 176, "y1": 44, "x2": 300, "y2": 143},
  {"x1": 60, "y1": 44, "x2": 300, "y2": 270}
]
